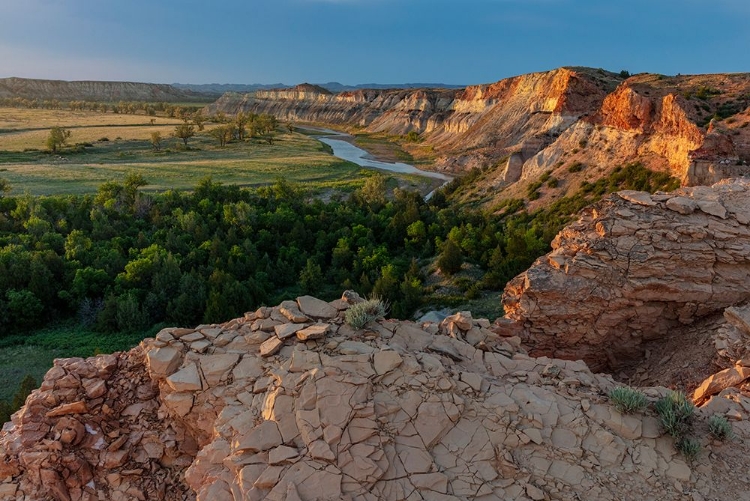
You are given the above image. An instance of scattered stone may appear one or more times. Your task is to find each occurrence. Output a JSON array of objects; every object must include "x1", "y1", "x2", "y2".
[
  {"x1": 268, "y1": 445, "x2": 299, "y2": 465},
  {"x1": 46, "y1": 401, "x2": 87, "y2": 417},
  {"x1": 665, "y1": 196, "x2": 697, "y2": 214},
  {"x1": 146, "y1": 347, "x2": 183, "y2": 377},
  {"x1": 693, "y1": 366, "x2": 750, "y2": 404},
  {"x1": 618, "y1": 190, "x2": 656, "y2": 206},
  {"x1": 166, "y1": 363, "x2": 203, "y2": 392},
  {"x1": 235, "y1": 421, "x2": 283, "y2": 452},
  {"x1": 296, "y1": 324, "x2": 329, "y2": 341},
  {"x1": 341, "y1": 290, "x2": 363, "y2": 304},
  {"x1": 279, "y1": 301, "x2": 310, "y2": 323},
  {"x1": 297, "y1": 295, "x2": 337, "y2": 319},
  {"x1": 275, "y1": 323, "x2": 305, "y2": 340},
  {"x1": 260, "y1": 336, "x2": 284, "y2": 357}
]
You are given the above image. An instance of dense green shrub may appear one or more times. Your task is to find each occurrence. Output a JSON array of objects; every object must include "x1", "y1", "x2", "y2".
[
  {"x1": 567, "y1": 162, "x2": 584, "y2": 173},
  {"x1": 708, "y1": 415, "x2": 733, "y2": 441},
  {"x1": 609, "y1": 386, "x2": 648, "y2": 414},
  {"x1": 655, "y1": 391, "x2": 695, "y2": 438},
  {"x1": 676, "y1": 437, "x2": 701, "y2": 461}
]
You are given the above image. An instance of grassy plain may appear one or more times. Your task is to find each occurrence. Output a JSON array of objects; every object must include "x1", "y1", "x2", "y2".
[
  {"x1": 352, "y1": 132, "x2": 437, "y2": 166},
  {"x1": 0, "y1": 107, "x2": 438, "y2": 196}
]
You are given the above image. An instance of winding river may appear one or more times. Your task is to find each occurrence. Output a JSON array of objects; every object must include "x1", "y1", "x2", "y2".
[{"x1": 309, "y1": 128, "x2": 453, "y2": 198}]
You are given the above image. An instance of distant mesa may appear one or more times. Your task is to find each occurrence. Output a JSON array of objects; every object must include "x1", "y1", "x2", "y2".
[{"x1": 0, "y1": 76, "x2": 209, "y2": 102}]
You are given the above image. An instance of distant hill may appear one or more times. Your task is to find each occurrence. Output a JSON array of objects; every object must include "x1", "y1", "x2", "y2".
[
  {"x1": 0, "y1": 77, "x2": 211, "y2": 102},
  {"x1": 316, "y1": 82, "x2": 466, "y2": 92},
  {"x1": 171, "y1": 83, "x2": 288, "y2": 96},
  {"x1": 172, "y1": 82, "x2": 465, "y2": 94}
]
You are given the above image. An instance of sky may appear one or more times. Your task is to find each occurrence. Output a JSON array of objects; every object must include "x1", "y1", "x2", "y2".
[{"x1": 0, "y1": 0, "x2": 749, "y2": 86}]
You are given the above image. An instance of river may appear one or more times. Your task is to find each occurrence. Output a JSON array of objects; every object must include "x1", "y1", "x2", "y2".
[{"x1": 308, "y1": 128, "x2": 453, "y2": 198}]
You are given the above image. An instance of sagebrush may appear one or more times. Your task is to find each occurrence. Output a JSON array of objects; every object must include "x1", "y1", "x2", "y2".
[
  {"x1": 345, "y1": 297, "x2": 389, "y2": 329},
  {"x1": 608, "y1": 386, "x2": 648, "y2": 414}
]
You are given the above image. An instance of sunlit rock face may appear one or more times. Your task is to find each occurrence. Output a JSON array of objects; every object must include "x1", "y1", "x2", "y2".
[{"x1": 504, "y1": 179, "x2": 750, "y2": 371}]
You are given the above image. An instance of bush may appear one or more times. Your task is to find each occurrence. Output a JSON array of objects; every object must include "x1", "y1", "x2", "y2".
[
  {"x1": 345, "y1": 297, "x2": 389, "y2": 330},
  {"x1": 567, "y1": 162, "x2": 585, "y2": 173},
  {"x1": 437, "y1": 239, "x2": 463, "y2": 275},
  {"x1": 655, "y1": 391, "x2": 695, "y2": 438},
  {"x1": 708, "y1": 415, "x2": 733, "y2": 441},
  {"x1": 405, "y1": 131, "x2": 421, "y2": 143},
  {"x1": 609, "y1": 386, "x2": 648, "y2": 414},
  {"x1": 676, "y1": 437, "x2": 701, "y2": 461}
]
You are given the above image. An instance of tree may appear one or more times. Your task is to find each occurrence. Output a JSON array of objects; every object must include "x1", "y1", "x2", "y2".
[
  {"x1": 358, "y1": 174, "x2": 387, "y2": 208},
  {"x1": 235, "y1": 112, "x2": 249, "y2": 140},
  {"x1": 150, "y1": 131, "x2": 162, "y2": 151},
  {"x1": 210, "y1": 125, "x2": 234, "y2": 147},
  {"x1": 0, "y1": 177, "x2": 10, "y2": 197},
  {"x1": 46, "y1": 126, "x2": 71, "y2": 152},
  {"x1": 299, "y1": 258, "x2": 323, "y2": 295},
  {"x1": 174, "y1": 123, "x2": 195, "y2": 147},
  {"x1": 437, "y1": 239, "x2": 463, "y2": 275},
  {"x1": 193, "y1": 111, "x2": 206, "y2": 131}
]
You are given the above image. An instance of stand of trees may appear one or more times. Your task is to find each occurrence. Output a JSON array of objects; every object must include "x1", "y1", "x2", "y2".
[{"x1": 0, "y1": 162, "x2": 679, "y2": 337}]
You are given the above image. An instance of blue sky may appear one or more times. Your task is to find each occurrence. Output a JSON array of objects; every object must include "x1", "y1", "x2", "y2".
[{"x1": 0, "y1": 0, "x2": 748, "y2": 85}]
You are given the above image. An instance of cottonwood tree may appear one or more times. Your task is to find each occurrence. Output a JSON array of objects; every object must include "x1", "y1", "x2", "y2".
[
  {"x1": 46, "y1": 126, "x2": 71, "y2": 153},
  {"x1": 210, "y1": 125, "x2": 234, "y2": 147},
  {"x1": 150, "y1": 131, "x2": 162, "y2": 151},
  {"x1": 174, "y1": 123, "x2": 195, "y2": 147},
  {"x1": 235, "y1": 112, "x2": 249, "y2": 140},
  {"x1": 193, "y1": 111, "x2": 206, "y2": 131}
]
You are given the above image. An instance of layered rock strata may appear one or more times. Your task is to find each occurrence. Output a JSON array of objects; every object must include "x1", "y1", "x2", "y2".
[
  {"x1": 209, "y1": 69, "x2": 750, "y2": 188},
  {"x1": 503, "y1": 179, "x2": 750, "y2": 371},
  {"x1": 3, "y1": 294, "x2": 750, "y2": 500}
]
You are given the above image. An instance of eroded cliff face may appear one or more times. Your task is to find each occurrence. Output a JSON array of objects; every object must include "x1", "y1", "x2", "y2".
[
  {"x1": 503, "y1": 179, "x2": 750, "y2": 372},
  {"x1": 4, "y1": 293, "x2": 750, "y2": 500},
  {"x1": 208, "y1": 69, "x2": 750, "y2": 198}
]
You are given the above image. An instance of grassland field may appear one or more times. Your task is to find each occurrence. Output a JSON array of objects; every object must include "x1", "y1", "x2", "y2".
[{"x1": 0, "y1": 107, "x2": 435, "y2": 196}]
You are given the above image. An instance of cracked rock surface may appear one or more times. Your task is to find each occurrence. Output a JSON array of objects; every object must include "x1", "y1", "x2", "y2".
[{"x1": 2, "y1": 294, "x2": 750, "y2": 500}]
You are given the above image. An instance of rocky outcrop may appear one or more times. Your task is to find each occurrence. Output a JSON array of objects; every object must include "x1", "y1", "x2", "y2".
[
  {"x1": 0, "y1": 77, "x2": 205, "y2": 102},
  {"x1": 503, "y1": 178, "x2": 750, "y2": 372},
  {"x1": 4, "y1": 293, "x2": 750, "y2": 500}
]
